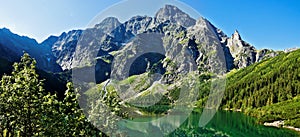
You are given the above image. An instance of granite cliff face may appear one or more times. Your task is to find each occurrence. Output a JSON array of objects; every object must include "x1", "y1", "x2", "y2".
[
  {"x1": 50, "y1": 30, "x2": 83, "y2": 70},
  {"x1": 222, "y1": 30, "x2": 278, "y2": 69},
  {"x1": 58, "y1": 5, "x2": 278, "y2": 73},
  {"x1": 0, "y1": 5, "x2": 280, "y2": 79}
]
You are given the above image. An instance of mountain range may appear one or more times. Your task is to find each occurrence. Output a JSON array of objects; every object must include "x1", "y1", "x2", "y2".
[
  {"x1": 1, "y1": 4, "x2": 300, "y2": 134},
  {"x1": 0, "y1": 5, "x2": 291, "y2": 83}
]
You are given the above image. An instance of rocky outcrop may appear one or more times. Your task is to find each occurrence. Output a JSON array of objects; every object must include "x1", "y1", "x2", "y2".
[
  {"x1": 225, "y1": 30, "x2": 257, "y2": 68},
  {"x1": 256, "y1": 49, "x2": 278, "y2": 62},
  {"x1": 50, "y1": 30, "x2": 82, "y2": 70},
  {"x1": 264, "y1": 120, "x2": 300, "y2": 132},
  {"x1": 223, "y1": 30, "x2": 278, "y2": 69},
  {"x1": 284, "y1": 47, "x2": 299, "y2": 53},
  {"x1": 187, "y1": 17, "x2": 227, "y2": 73},
  {"x1": 111, "y1": 33, "x2": 166, "y2": 81}
]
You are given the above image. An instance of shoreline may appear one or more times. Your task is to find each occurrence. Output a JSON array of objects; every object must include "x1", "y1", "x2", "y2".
[
  {"x1": 223, "y1": 108, "x2": 241, "y2": 112},
  {"x1": 223, "y1": 108, "x2": 300, "y2": 133},
  {"x1": 263, "y1": 120, "x2": 300, "y2": 132}
]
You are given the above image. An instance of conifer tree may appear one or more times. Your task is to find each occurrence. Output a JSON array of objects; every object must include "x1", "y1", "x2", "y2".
[{"x1": 0, "y1": 53, "x2": 48, "y2": 136}]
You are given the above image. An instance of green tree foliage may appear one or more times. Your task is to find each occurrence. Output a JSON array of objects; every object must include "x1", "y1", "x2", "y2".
[
  {"x1": 221, "y1": 49, "x2": 300, "y2": 128},
  {"x1": 246, "y1": 96, "x2": 300, "y2": 128},
  {"x1": 223, "y1": 49, "x2": 300, "y2": 109},
  {"x1": 0, "y1": 57, "x2": 12, "y2": 77},
  {"x1": 0, "y1": 53, "x2": 104, "y2": 136},
  {"x1": 0, "y1": 53, "x2": 48, "y2": 136},
  {"x1": 58, "y1": 83, "x2": 103, "y2": 136}
]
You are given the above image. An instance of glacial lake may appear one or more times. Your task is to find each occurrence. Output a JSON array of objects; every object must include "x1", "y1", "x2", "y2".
[{"x1": 118, "y1": 108, "x2": 300, "y2": 137}]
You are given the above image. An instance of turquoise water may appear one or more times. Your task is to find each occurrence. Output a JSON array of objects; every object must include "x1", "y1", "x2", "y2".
[{"x1": 119, "y1": 108, "x2": 300, "y2": 137}]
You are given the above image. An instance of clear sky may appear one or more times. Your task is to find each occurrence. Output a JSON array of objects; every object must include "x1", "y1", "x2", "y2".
[{"x1": 0, "y1": 0, "x2": 299, "y2": 50}]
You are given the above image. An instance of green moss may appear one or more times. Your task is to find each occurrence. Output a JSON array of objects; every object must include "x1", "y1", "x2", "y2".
[
  {"x1": 207, "y1": 50, "x2": 217, "y2": 57},
  {"x1": 95, "y1": 57, "x2": 111, "y2": 64},
  {"x1": 120, "y1": 75, "x2": 138, "y2": 85},
  {"x1": 179, "y1": 38, "x2": 189, "y2": 45},
  {"x1": 109, "y1": 51, "x2": 119, "y2": 56},
  {"x1": 175, "y1": 31, "x2": 186, "y2": 39}
]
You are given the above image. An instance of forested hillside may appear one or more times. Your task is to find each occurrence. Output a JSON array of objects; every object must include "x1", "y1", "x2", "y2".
[
  {"x1": 0, "y1": 55, "x2": 68, "y2": 99},
  {"x1": 222, "y1": 49, "x2": 300, "y2": 127},
  {"x1": 248, "y1": 96, "x2": 300, "y2": 128},
  {"x1": 223, "y1": 49, "x2": 300, "y2": 108},
  {"x1": 0, "y1": 58, "x2": 12, "y2": 77}
]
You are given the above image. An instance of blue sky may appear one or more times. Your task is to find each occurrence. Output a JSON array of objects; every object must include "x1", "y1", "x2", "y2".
[{"x1": 0, "y1": 0, "x2": 299, "y2": 50}]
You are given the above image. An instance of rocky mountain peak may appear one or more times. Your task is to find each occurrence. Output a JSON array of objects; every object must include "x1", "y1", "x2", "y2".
[
  {"x1": 232, "y1": 30, "x2": 241, "y2": 40},
  {"x1": 94, "y1": 17, "x2": 121, "y2": 32},
  {"x1": 155, "y1": 4, "x2": 196, "y2": 28},
  {"x1": 40, "y1": 35, "x2": 58, "y2": 47},
  {"x1": 0, "y1": 27, "x2": 11, "y2": 33},
  {"x1": 100, "y1": 17, "x2": 120, "y2": 25},
  {"x1": 284, "y1": 47, "x2": 299, "y2": 53},
  {"x1": 0, "y1": 28, "x2": 37, "y2": 44},
  {"x1": 0, "y1": 28, "x2": 62, "y2": 72}
]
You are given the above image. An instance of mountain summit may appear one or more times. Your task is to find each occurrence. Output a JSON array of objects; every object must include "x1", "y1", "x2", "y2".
[
  {"x1": 155, "y1": 5, "x2": 196, "y2": 28},
  {"x1": 0, "y1": 5, "x2": 279, "y2": 78},
  {"x1": 94, "y1": 17, "x2": 121, "y2": 32},
  {"x1": 232, "y1": 30, "x2": 241, "y2": 40}
]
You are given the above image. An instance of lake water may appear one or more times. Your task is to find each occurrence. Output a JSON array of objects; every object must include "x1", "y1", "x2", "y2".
[{"x1": 118, "y1": 108, "x2": 300, "y2": 137}]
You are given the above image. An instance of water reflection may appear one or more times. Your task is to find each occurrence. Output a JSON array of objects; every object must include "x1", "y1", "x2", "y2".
[{"x1": 120, "y1": 108, "x2": 300, "y2": 137}]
